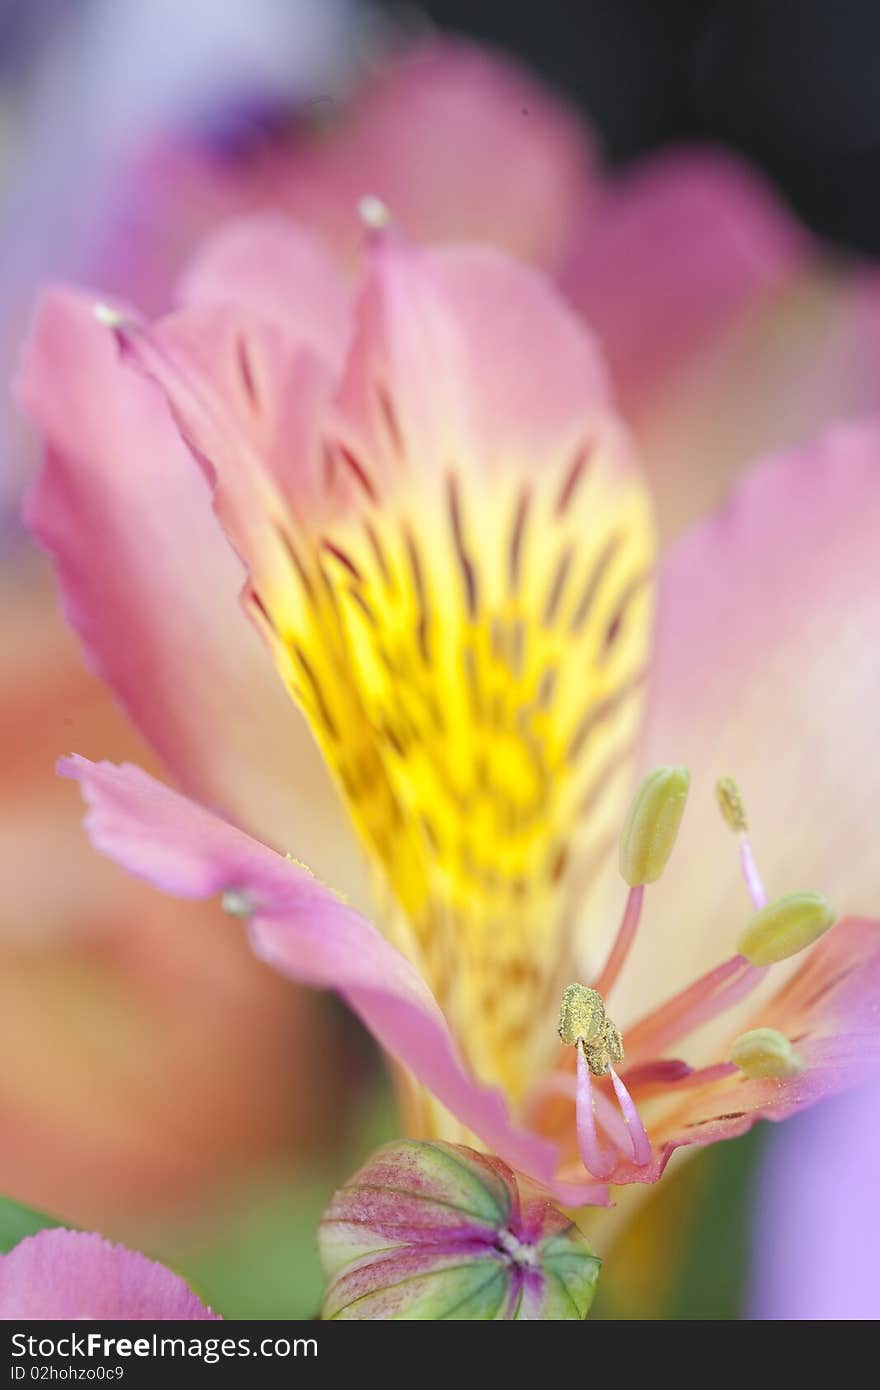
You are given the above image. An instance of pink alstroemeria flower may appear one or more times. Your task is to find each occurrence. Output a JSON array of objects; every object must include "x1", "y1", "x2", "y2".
[
  {"x1": 0, "y1": 1228, "x2": 218, "y2": 1320},
  {"x1": 18, "y1": 215, "x2": 880, "y2": 1207}
]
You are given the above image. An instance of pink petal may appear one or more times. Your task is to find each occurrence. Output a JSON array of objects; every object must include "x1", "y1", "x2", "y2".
[
  {"x1": 136, "y1": 229, "x2": 625, "y2": 535},
  {"x1": 17, "y1": 288, "x2": 356, "y2": 886},
  {"x1": 336, "y1": 235, "x2": 620, "y2": 483},
  {"x1": 121, "y1": 298, "x2": 340, "y2": 567},
  {"x1": 0, "y1": 1230, "x2": 218, "y2": 1320},
  {"x1": 59, "y1": 754, "x2": 561, "y2": 1189},
  {"x1": 561, "y1": 147, "x2": 807, "y2": 410},
  {"x1": 633, "y1": 266, "x2": 880, "y2": 541},
  {"x1": 177, "y1": 213, "x2": 351, "y2": 367},
  {"x1": 621, "y1": 423, "x2": 880, "y2": 1028},
  {"x1": 106, "y1": 219, "x2": 355, "y2": 585}
]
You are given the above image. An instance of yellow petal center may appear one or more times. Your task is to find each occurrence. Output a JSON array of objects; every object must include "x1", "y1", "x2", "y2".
[{"x1": 253, "y1": 425, "x2": 653, "y2": 1097}]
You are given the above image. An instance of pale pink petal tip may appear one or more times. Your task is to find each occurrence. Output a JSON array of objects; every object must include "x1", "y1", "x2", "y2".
[{"x1": 0, "y1": 1230, "x2": 219, "y2": 1320}]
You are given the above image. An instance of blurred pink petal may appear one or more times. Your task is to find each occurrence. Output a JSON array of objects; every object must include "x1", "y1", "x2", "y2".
[
  {"x1": 309, "y1": 37, "x2": 595, "y2": 268},
  {"x1": 0, "y1": 562, "x2": 345, "y2": 1231},
  {"x1": 59, "y1": 754, "x2": 574, "y2": 1198},
  {"x1": 624, "y1": 422, "x2": 880, "y2": 1021},
  {"x1": 562, "y1": 147, "x2": 807, "y2": 411},
  {"x1": 178, "y1": 212, "x2": 351, "y2": 360},
  {"x1": 0, "y1": 1229, "x2": 218, "y2": 1320},
  {"x1": 97, "y1": 36, "x2": 596, "y2": 313},
  {"x1": 17, "y1": 287, "x2": 359, "y2": 889},
  {"x1": 632, "y1": 265, "x2": 880, "y2": 538}
]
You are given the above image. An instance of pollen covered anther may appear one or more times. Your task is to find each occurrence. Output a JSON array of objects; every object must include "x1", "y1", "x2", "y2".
[{"x1": 558, "y1": 983, "x2": 621, "y2": 1075}]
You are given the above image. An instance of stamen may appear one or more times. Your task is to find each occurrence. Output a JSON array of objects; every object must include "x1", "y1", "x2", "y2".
[
  {"x1": 609, "y1": 1066, "x2": 651, "y2": 1166},
  {"x1": 716, "y1": 776, "x2": 768, "y2": 910},
  {"x1": 738, "y1": 891, "x2": 835, "y2": 966},
  {"x1": 592, "y1": 883, "x2": 644, "y2": 1000},
  {"x1": 729, "y1": 1027, "x2": 804, "y2": 1079},
  {"x1": 619, "y1": 765, "x2": 690, "y2": 887},
  {"x1": 575, "y1": 1041, "x2": 615, "y2": 1179},
  {"x1": 716, "y1": 776, "x2": 747, "y2": 831},
  {"x1": 559, "y1": 983, "x2": 652, "y2": 1179}
]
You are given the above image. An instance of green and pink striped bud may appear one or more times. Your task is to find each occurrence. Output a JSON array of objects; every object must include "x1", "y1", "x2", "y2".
[{"x1": 318, "y1": 1140, "x2": 600, "y2": 1320}]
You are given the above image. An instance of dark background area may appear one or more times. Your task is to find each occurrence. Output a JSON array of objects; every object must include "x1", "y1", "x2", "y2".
[{"x1": 391, "y1": 0, "x2": 880, "y2": 258}]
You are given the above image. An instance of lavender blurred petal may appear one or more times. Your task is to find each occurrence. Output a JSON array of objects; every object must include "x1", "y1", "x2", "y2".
[
  {"x1": 0, "y1": 0, "x2": 362, "y2": 527},
  {"x1": 748, "y1": 1078, "x2": 880, "y2": 1319}
]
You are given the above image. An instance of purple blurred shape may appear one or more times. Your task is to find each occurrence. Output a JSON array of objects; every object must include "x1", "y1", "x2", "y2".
[{"x1": 748, "y1": 1076, "x2": 880, "y2": 1319}]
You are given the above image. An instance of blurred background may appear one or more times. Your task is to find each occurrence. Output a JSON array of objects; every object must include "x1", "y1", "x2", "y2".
[{"x1": 2, "y1": 0, "x2": 879, "y2": 1318}]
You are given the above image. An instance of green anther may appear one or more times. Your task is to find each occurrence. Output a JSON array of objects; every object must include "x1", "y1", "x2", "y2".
[
  {"x1": 619, "y1": 765, "x2": 690, "y2": 886},
  {"x1": 730, "y1": 1027, "x2": 804, "y2": 1079},
  {"x1": 716, "y1": 776, "x2": 748, "y2": 832},
  {"x1": 738, "y1": 890, "x2": 835, "y2": 966}
]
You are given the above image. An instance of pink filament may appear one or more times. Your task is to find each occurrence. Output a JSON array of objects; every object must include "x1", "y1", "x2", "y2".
[
  {"x1": 575, "y1": 1042, "x2": 615, "y2": 1179},
  {"x1": 610, "y1": 1066, "x2": 652, "y2": 1166},
  {"x1": 640, "y1": 962, "x2": 767, "y2": 1059},
  {"x1": 625, "y1": 953, "x2": 759, "y2": 1059},
  {"x1": 593, "y1": 884, "x2": 645, "y2": 1000},
  {"x1": 739, "y1": 836, "x2": 768, "y2": 910}
]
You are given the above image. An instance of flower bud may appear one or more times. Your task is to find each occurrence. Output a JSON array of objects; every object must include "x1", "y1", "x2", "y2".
[
  {"x1": 318, "y1": 1140, "x2": 600, "y2": 1320},
  {"x1": 619, "y1": 766, "x2": 690, "y2": 886},
  {"x1": 738, "y1": 891, "x2": 835, "y2": 966},
  {"x1": 729, "y1": 1027, "x2": 803, "y2": 1079}
]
